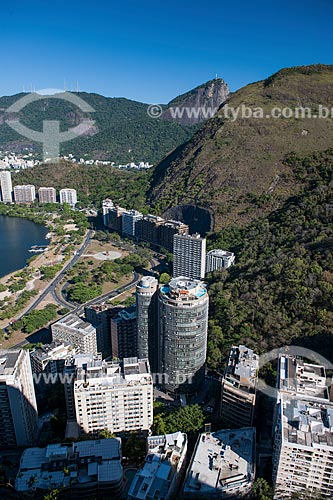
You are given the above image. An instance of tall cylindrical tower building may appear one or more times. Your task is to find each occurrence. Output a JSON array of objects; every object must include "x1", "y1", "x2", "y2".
[
  {"x1": 136, "y1": 276, "x2": 158, "y2": 371},
  {"x1": 158, "y1": 277, "x2": 209, "y2": 394}
]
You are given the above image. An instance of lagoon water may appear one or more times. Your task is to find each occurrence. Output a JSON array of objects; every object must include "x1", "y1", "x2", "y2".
[{"x1": 0, "y1": 215, "x2": 48, "y2": 278}]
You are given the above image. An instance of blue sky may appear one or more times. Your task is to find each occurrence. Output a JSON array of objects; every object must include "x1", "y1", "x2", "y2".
[{"x1": 1, "y1": 0, "x2": 332, "y2": 102}]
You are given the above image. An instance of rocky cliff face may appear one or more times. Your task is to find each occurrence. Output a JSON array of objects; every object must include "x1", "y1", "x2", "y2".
[
  {"x1": 161, "y1": 78, "x2": 229, "y2": 126},
  {"x1": 150, "y1": 65, "x2": 333, "y2": 229}
]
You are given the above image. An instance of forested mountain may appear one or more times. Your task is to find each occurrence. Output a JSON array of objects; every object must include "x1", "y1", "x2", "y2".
[
  {"x1": 150, "y1": 65, "x2": 333, "y2": 229},
  {"x1": 0, "y1": 78, "x2": 228, "y2": 164},
  {"x1": 207, "y1": 150, "x2": 333, "y2": 367},
  {"x1": 12, "y1": 161, "x2": 151, "y2": 211}
]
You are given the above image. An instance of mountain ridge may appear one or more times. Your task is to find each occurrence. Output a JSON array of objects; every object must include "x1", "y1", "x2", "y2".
[
  {"x1": 149, "y1": 64, "x2": 333, "y2": 229},
  {"x1": 0, "y1": 78, "x2": 229, "y2": 163}
]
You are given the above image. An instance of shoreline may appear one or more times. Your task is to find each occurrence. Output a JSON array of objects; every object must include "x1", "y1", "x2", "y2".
[
  {"x1": 0, "y1": 208, "x2": 89, "y2": 333},
  {"x1": 0, "y1": 219, "x2": 52, "y2": 286}
]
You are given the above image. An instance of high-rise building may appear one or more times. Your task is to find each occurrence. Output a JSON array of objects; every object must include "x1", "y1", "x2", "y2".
[
  {"x1": 183, "y1": 427, "x2": 256, "y2": 498},
  {"x1": 136, "y1": 214, "x2": 165, "y2": 247},
  {"x1": 102, "y1": 198, "x2": 115, "y2": 225},
  {"x1": 51, "y1": 314, "x2": 97, "y2": 354},
  {"x1": 38, "y1": 186, "x2": 57, "y2": 203},
  {"x1": 122, "y1": 209, "x2": 143, "y2": 238},
  {"x1": 105, "y1": 204, "x2": 127, "y2": 232},
  {"x1": 30, "y1": 340, "x2": 73, "y2": 374},
  {"x1": 0, "y1": 170, "x2": 13, "y2": 203},
  {"x1": 63, "y1": 353, "x2": 100, "y2": 423},
  {"x1": 16, "y1": 438, "x2": 123, "y2": 497},
  {"x1": 0, "y1": 350, "x2": 38, "y2": 447},
  {"x1": 159, "y1": 220, "x2": 189, "y2": 253},
  {"x1": 13, "y1": 184, "x2": 36, "y2": 203},
  {"x1": 206, "y1": 249, "x2": 235, "y2": 273},
  {"x1": 272, "y1": 355, "x2": 333, "y2": 499},
  {"x1": 110, "y1": 305, "x2": 137, "y2": 359},
  {"x1": 85, "y1": 303, "x2": 122, "y2": 358},
  {"x1": 173, "y1": 233, "x2": 206, "y2": 279},
  {"x1": 101, "y1": 199, "x2": 189, "y2": 251},
  {"x1": 72, "y1": 357, "x2": 153, "y2": 434},
  {"x1": 158, "y1": 277, "x2": 209, "y2": 393},
  {"x1": 273, "y1": 396, "x2": 333, "y2": 499},
  {"x1": 136, "y1": 276, "x2": 158, "y2": 371},
  {"x1": 129, "y1": 432, "x2": 188, "y2": 500},
  {"x1": 59, "y1": 188, "x2": 77, "y2": 206},
  {"x1": 220, "y1": 345, "x2": 259, "y2": 428}
]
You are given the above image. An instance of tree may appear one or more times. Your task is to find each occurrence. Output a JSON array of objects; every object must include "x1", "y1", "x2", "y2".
[
  {"x1": 67, "y1": 283, "x2": 102, "y2": 303},
  {"x1": 123, "y1": 432, "x2": 147, "y2": 463},
  {"x1": 153, "y1": 404, "x2": 205, "y2": 435},
  {"x1": 159, "y1": 272, "x2": 171, "y2": 284},
  {"x1": 58, "y1": 307, "x2": 70, "y2": 315},
  {"x1": 98, "y1": 429, "x2": 116, "y2": 439},
  {"x1": 22, "y1": 304, "x2": 58, "y2": 333},
  {"x1": 153, "y1": 414, "x2": 166, "y2": 435},
  {"x1": 251, "y1": 478, "x2": 273, "y2": 500}
]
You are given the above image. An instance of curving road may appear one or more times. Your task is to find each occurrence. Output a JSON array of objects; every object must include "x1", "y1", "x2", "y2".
[
  {"x1": 11, "y1": 270, "x2": 140, "y2": 349},
  {"x1": 5, "y1": 230, "x2": 93, "y2": 328},
  {"x1": 8, "y1": 250, "x2": 158, "y2": 349}
]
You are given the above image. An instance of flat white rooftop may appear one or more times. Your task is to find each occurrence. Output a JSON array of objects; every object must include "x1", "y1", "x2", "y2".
[
  {"x1": 183, "y1": 428, "x2": 255, "y2": 498},
  {"x1": 281, "y1": 395, "x2": 333, "y2": 448},
  {"x1": 0, "y1": 350, "x2": 21, "y2": 377},
  {"x1": 53, "y1": 314, "x2": 96, "y2": 336},
  {"x1": 74, "y1": 357, "x2": 152, "y2": 389},
  {"x1": 278, "y1": 355, "x2": 329, "y2": 401}
]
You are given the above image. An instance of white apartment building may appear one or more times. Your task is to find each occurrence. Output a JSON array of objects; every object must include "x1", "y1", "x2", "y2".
[
  {"x1": 59, "y1": 188, "x2": 77, "y2": 206},
  {"x1": 173, "y1": 233, "x2": 206, "y2": 279},
  {"x1": 273, "y1": 396, "x2": 333, "y2": 499},
  {"x1": 51, "y1": 314, "x2": 97, "y2": 354},
  {"x1": 13, "y1": 184, "x2": 36, "y2": 203},
  {"x1": 30, "y1": 340, "x2": 73, "y2": 374},
  {"x1": 206, "y1": 249, "x2": 235, "y2": 273},
  {"x1": 273, "y1": 355, "x2": 333, "y2": 499},
  {"x1": 63, "y1": 353, "x2": 101, "y2": 425},
  {"x1": 0, "y1": 350, "x2": 38, "y2": 447},
  {"x1": 0, "y1": 170, "x2": 13, "y2": 202},
  {"x1": 73, "y1": 357, "x2": 153, "y2": 434},
  {"x1": 122, "y1": 209, "x2": 143, "y2": 237},
  {"x1": 129, "y1": 432, "x2": 188, "y2": 500},
  {"x1": 38, "y1": 186, "x2": 57, "y2": 203}
]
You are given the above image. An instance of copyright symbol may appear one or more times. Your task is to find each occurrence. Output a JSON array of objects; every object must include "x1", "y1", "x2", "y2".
[{"x1": 147, "y1": 104, "x2": 163, "y2": 118}]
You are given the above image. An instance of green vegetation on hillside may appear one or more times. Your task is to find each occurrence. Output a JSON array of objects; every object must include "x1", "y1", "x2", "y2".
[
  {"x1": 207, "y1": 150, "x2": 333, "y2": 368},
  {"x1": 0, "y1": 91, "x2": 195, "y2": 163},
  {"x1": 13, "y1": 161, "x2": 151, "y2": 210},
  {"x1": 150, "y1": 64, "x2": 333, "y2": 228}
]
